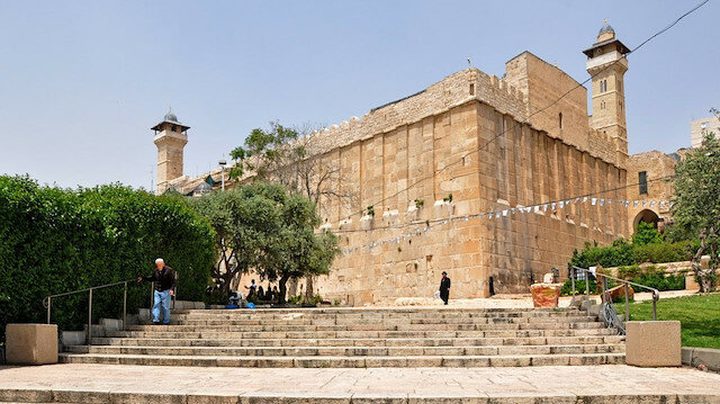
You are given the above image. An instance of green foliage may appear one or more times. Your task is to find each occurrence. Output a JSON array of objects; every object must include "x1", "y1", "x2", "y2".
[
  {"x1": 288, "y1": 294, "x2": 324, "y2": 306},
  {"x1": 617, "y1": 265, "x2": 685, "y2": 291},
  {"x1": 0, "y1": 176, "x2": 215, "y2": 342},
  {"x1": 631, "y1": 222, "x2": 663, "y2": 246},
  {"x1": 626, "y1": 293, "x2": 720, "y2": 349},
  {"x1": 672, "y1": 122, "x2": 720, "y2": 292},
  {"x1": 560, "y1": 280, "x2": 597, "y2": 296},
  {"x1": 190, "y1": 182, "x2": 339, "y2": 303},
  {"x1": 570, "y1": 238, "x2": 695, "y2": 269},
  {"x1": 228, "y1": 122, "x2": 304, "y2": 181}
]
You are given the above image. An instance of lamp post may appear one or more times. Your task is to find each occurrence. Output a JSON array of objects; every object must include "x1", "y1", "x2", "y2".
[{"x1": 219, "y1": 160, "x2": 227, "y2": 191}]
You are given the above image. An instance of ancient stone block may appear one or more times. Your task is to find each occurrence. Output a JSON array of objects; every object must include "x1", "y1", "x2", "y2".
[
  {"x1": 626, "y1": 321, "x2": 681, "y2": 367},
  {"x1": 6, "y1": 323, "x2": 58, "y2": 365}
]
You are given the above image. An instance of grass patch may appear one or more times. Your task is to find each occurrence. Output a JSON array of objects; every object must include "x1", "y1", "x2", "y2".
[{"x1": 624, "y1": 293, "x2": 720, "y2": 349}]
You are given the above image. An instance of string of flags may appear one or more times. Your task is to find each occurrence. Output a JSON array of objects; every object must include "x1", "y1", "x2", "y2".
[{"x1": 331, "y1": 197, "x2": 673, "y2": 255}]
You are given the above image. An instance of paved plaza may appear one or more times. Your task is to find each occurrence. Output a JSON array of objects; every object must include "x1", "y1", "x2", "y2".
[{"x1": 1, "y1": 364, "x2": 720, "y2": 403}]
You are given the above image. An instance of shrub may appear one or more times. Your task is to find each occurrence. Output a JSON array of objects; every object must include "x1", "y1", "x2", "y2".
[
  {"x1": 560, "y1": 279, "x2": 598, "y2": 296},
  {"x1": 0, "y1": 176, "x2": 216, "y2": 342},
  {"x1": 570, "y1": 239, "x2": 695, "y2": 270},
  {"x1": 617, "y1": 265, "x2": 685, "y2": 291}
]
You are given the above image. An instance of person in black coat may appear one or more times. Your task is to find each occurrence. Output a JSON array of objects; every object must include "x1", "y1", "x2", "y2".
[
  {"x1": 137, "y1": 258, "x2": 176, "y2": 324},
  {"x1": 439, "y1": 271, "x2": 451, "y2": 305}
]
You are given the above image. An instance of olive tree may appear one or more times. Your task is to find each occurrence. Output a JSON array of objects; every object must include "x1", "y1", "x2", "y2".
[
  {"x1": 229, "y1": 122, "x2": 354, "y2": 299},
  {"x1": 191, "y1": 182, "x2": 339, "y2": 303}
]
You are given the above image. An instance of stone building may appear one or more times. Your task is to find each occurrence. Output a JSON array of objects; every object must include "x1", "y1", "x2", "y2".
[
  {"x1": 152, "y1": 23, "x2": 676, "y2": 304},
  {"x1": 690, "y1": 116, "x2": 720, "y2": 148}
]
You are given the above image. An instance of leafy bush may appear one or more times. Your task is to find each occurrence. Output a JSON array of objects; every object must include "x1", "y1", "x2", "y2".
[
  {"x1": 617, "y1": 265, "x2": 685, "y2": 291},
  {"x1": 631, "y1": 222, "x2": 663, "y2": 246},
  {"x1": 0, "y1": 176, "x2": 216, "y2": 342},
  {"x1": 570, "y1": 238, "x2": 695, "y2": 270}
]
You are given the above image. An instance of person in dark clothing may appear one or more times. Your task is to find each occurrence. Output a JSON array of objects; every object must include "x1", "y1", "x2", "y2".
[
  {"x1": 257, "y1": 285, "x2": 265, "y2": 301},
  {"x1": 439, "y1": 271, "x2": 451, "y2": 305},
  {"x1": 265, "y1": 284, "x2": 274, "y2": 303},
  {"x1": 245, "y1": 279, "x2": 257, "y2": 301},
  {"x1": 137, "y1": 258, "x2": 176, "y2": 325}
]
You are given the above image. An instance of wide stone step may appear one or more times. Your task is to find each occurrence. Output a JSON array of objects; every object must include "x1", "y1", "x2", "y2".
[
  {"x1": 173, "y1": 309, "x2": 585, "y2": 321},
  {"x1": 58, "y1": 352, "x2": 626, "y2": 367},
  {"x1": 170, "y1": 315, "x2": 599, "y2": 326},
  {"x1": 67, "y1": 343, "x2": 625, "y2": 357},
  {"x1": 126, "y1": 321, "x2": 603, "y2": 333},
  {"x1": 90, "y1": 334, "x2": 625, "y2": 347},
  {"x1": 104, "y1": 327, "x2": 617, "y2": 340},
  {"x1": 3, "y1": 364, "x2": 720, "y2": 404}
]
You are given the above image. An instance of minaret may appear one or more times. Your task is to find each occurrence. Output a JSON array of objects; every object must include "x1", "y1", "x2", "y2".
[
  {"x1": 584, "y1": 21, "x2": 630, "y2": 155},
  {"x1": 152, "y1": 110, "x2": 189, "y2": 194}
]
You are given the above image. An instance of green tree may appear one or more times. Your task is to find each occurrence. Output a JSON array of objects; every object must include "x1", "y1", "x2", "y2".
[
  {"x1": 632, "y1": 221, "x2": 663, "y2": 246},
  {"x1": 229, "y1": 122, "x2": 354, "y2": 299},
  {"x1": 672, "y1": 113, "x2": 720, "y2": 292},
  {"x1": 191, "y1": 182, "x2": 339, "y2": 303}
]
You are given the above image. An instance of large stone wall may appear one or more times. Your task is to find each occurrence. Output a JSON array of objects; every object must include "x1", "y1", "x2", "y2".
[
  {"x1": 626, "y1": 150, "x2": 679, "y2": 231},
  {"x1": 172, "y1": 62, "x2": 631, "y2": 305},
  {"x1": 312, "y1": 98, "x2": 627, "y2": 305},
  {"x1": 504, "y1": 52, "x2": 591, "y2": 154}
]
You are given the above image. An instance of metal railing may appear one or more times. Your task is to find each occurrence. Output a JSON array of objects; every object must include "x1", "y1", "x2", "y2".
[
  {"x1": 43, "y1": 279, "x2": 133, "y2": 345},
  {"x1": 570, "y1": 266, "x2": 660, "y2": 334}
]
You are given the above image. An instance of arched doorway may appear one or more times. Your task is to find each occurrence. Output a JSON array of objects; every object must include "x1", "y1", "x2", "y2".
[{"x1": 633, "y1": 209, "x2": 660, "y2": 230}]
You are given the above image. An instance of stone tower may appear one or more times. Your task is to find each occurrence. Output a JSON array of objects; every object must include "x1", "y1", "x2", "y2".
[
  {"x1": 152, "y1": 110, "x2": 190, "y2": 194},
  {"x1": 584, "y1": 21, "x2": 630, "y2": 156}
]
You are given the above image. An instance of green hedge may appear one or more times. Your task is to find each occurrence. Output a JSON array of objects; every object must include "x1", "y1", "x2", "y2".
[
  {"x1": 617, "y1": 265, "x2": 686, "y2": 291},
  {"x1": 570, "y1": 239, "x2": 698, "y2": 269},
  {"x1": 0, "y1": 176, "x2": 216, "y2": 343}
]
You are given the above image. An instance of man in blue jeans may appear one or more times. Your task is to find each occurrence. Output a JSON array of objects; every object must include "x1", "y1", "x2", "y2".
[{"x1": 137, "y1": 258, "x2": 176, "y2": 325}]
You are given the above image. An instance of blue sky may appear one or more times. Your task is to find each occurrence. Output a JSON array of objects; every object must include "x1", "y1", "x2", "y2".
[{"x1": 0, "y1": 1, "x2": 717, "y2": 189}]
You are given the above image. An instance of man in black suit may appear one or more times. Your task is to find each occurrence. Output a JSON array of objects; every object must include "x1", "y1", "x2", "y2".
[{"x1": 439, "y1": 271, "x2": 451, "y2": 305}]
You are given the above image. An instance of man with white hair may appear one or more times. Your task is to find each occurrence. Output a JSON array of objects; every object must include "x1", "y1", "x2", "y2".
[{"x1": 137, "y1": 258, "x2": 176, "y2": 325}]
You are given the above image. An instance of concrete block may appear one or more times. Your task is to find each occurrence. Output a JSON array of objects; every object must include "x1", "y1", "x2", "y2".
[
  {"x1": 100, "y1": 318, "x2": 123, "y2": 332},
  {"x1": 6, "y1": 323, "x2": 58, "y2": 365},
  {"x1": 626, "y1": 321, "x2": 681, "y2": 367},
  {"x1": 62, "y1": 330, "x2": 86, "y2": 346}
]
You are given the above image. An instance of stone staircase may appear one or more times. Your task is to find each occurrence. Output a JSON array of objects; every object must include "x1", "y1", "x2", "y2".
[{"x1": 58, "y1": 306, "x2": 625, "y2": 368}]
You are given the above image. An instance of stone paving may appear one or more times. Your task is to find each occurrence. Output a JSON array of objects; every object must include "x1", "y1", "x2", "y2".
[{"x1": 1, "y1": 364, "x2": 720, "y2": 403}]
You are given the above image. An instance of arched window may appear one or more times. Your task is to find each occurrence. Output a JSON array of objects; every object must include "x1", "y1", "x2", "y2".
[
  {"x1": 600, "y1": 79, "x2": 607, "y2": 93},
  {"x1": 601, "y1": 100, "x2": 606, "y2": 110}
]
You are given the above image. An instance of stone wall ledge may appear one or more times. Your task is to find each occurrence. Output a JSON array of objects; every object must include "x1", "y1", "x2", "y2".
[{"x1": 682, "y1": 346, "x2": 720, "y2": 372}]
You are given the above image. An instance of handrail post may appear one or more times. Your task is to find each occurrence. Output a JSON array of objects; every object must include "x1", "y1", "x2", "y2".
[
  {"x1": 46, "y1": 297, "x2": 52, "y2": 324},
  {"x1": 571, "y1": 267, "x2": 576, "y2": 295},
  {"x1": 123, "y1": 282, "x2": 128, "y2": 331},
  {"x1": 624, "y1": 283, "x2": 630, "y2": 322},
  {"x1": 87, "y1": 289, "x2": 93, "y2": 346},
  {"x1": 585, "y1": 271, "x2": 590, "y2": 297},
  {"x1": 652, "y1": 291, "x2": 658, "y2": 321}
]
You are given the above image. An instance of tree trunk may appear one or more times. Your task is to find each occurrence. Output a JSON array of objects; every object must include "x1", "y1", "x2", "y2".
[
  {"x1": 305, "y1": 275, "x2": 314, "y2": 301},
  {"x1": 278, "y1": 274, "x2": 291, "y2": 304}
]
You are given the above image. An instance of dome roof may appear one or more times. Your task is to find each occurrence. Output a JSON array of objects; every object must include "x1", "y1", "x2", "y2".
[
  {"x1": 598, "y1": 22, "x2": 615, "y2": 36},
  {"x1": 164, "y1": 111, "x2": 179, "y2": 122}
]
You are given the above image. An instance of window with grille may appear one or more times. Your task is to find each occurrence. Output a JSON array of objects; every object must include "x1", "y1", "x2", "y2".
[{"x1": 639, "y1": 171, "x2": 648, "y2": 195}]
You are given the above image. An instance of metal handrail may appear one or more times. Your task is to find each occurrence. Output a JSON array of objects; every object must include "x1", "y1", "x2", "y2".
[
  {"x1": 570, "y1": 266, "x2": 660, "y2": 333},
  {"x1": 43, "y1": 279, "x2": 134, "y2": 345}
]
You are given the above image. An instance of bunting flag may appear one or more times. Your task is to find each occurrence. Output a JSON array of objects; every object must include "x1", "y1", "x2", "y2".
[{"x1": 335, "y1": 196, "x2": 672, "y2": 254}]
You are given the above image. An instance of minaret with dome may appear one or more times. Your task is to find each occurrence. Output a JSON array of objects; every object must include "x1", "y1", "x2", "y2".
[
  {"x1": 152, "y1": 109, "x2": 190, "y2": 194},
  {"x1": 584, "y1": 20, "x2": 631, "y2": 157}
]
